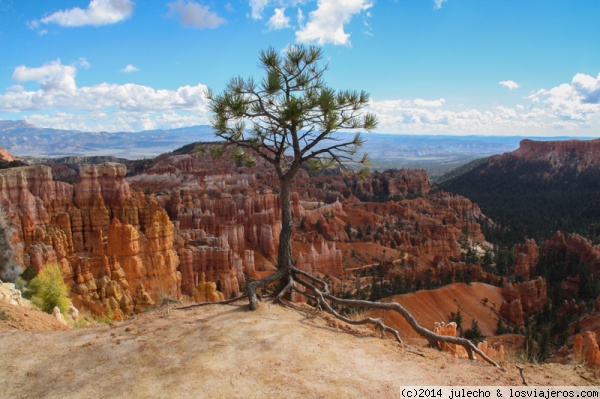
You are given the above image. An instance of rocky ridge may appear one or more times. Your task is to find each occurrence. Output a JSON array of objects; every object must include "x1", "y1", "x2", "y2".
[
  {"x1": 513, "y1": 138, "x2": 600, "y2": 173},
  {"x1": 440, "y1": 137, "x2": 600, "y2": 241}
]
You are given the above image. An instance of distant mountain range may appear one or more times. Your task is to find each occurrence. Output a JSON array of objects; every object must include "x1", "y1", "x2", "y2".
[
  {"x1": 0, "y1": 119, "x2": 593, "y2": 178},
  {"x1": 0, "y1": 120, "x2": 216, "y2": 160}
]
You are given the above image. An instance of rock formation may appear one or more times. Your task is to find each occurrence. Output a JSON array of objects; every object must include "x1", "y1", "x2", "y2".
[
  {"x1": 475, "y1": 340, "x2": 505, "y2": 363},
  {"x1": 542, "y1": 232, "x2": 600, "y2": 271},
  {"x1": 0, "y1": 280, "x2": 31, "y2": 307},
  {"x1": 513, "y1": 138, "x2": 600, "y2": 173},
  {"x1": 52, "y1": 306, "x2": 68, "y2": 326},
  {"x1": 294, "y1": 169, "x2": 431, "y2": 203},
  {"x1": 296, "y1": 238, "x2": 343, "y2": 277},
  {"x1": 512, "y1": 239, "x2": 539, "y2": 281},
  {"x1": 574, "y1": 331, "x2": 600, "y2": 372},
  {"x1": 194, "y1": 272, "x2": 225, "y2": 302},
  {"x1": 133, "y1": 283, "x2": 155, "y2": 313},
  {"x1": 0, "y1": 143, "x2": 504, "y2": 320},
  {"x1": 433, "y1": 321, "x2": 504, "y2": 363},
  {"x1": 0, "y1": 147, "x2": 16, "y2": 162},
  {"x1": 0, "y1": 163, "x2": 181, "y2": 316},
  {"x1": 434, "y1": 321, "x2": 469, "y2": 358},
  {"x1": 167, "y1": 189, "x2": 282, "y2": 263},
  {"x1": 177, "y1": 237, "x2": 241, "y2": 300},
  {"x1": 499, "y1": 278, "x2": 547, "y2": 326}
]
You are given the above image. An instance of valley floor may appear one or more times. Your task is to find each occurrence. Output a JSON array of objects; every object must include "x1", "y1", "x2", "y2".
[{"x1": 0, "y1": 303, "x2": 595, "y2": 399}]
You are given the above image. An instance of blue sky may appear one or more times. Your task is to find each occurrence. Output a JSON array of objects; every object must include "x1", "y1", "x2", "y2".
[{"x1": 0, "y1": 0, "x2": 599, "y2": 136}]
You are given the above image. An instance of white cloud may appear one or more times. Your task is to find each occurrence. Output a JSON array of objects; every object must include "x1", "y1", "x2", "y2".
[
  {"x1": 4, "y1": 60, "x2": 600, "y2": 136},
  {"x1": 367, "y1": 78, "x2": 600, "y2": 135},
  {"x1": 74, "y1": 82, "x2": 209, "y2": 112},
  {"x1": 78, "y1": 58, "x2": 92, "y2": 70},
  {"x1": 12, "y1": 60, "x2": 77, "y2": 93},
  {"x1": 530, "y1": 72, "x2": 600, "y2": 122},
  {"x1": 494, "y1": 106, "x2": 518, "y2": 120},
  {"x1": 297, "y1": 7, "x2": 304, "y2": 26},
  {"x1": 433, "y1": 0, "x2": 448, "y2": 10},
  {"x1": 267, "y1": 8, "x2": 291, "y2": 30},
  {"x1": 297, "y1": 7, "x2": 304, "y2": 27},
  {"x1": 572, "y1": 72, "x2": 600, "y2": 104},
  {"x1": 0, "y1": 60, "x2": 211, "y2": 132},
  {"x1": 499, "y1": 80, "x2": 520, "y2": 90},
  {"x1": 414, "y1": 98, "x2": 445, "y2": 107},
  {"x1": 0, "y1": 79, "x2": 209, "y2": 112},
  {"x1": 121, "y1": 64, "x2": 139, "y2": 73},
  {"x1": 249, "y1": 0, "x2": 271, "y2": 19},
  {"x1": 167, "y1": 0, "x2": 226, "y2": 29},
  {"x1": 295, "y1": 0, "x2": 373, "y2": 46},
  {"x1": 34, "y1": 0, "x2": 133, "y2": 27}
]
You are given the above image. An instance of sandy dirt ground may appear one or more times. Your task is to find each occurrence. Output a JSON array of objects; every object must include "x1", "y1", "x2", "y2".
[
  {"x1": 0, "y1": 302, "x2": 597, "y2": 399},
  {"x1": 0, "y1": 301, "x2": 69, "y2": 331}
]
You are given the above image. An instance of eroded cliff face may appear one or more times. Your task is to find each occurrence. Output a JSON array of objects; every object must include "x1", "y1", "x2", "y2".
[
  {"x1": 166, "y1": 189, "x2": 284, "y2": 298},
  {"x1": 542, "y1": 232, "x2": 600, "y2": 271},
  {"x1": 129, "y1": 146, "x2": 347, "y2": 297},
  {"x1": 293, "y1": 169, "x2": 430, "y2": 203},
  {"x1": 499, "y1": 278, "x2": 547, "y2": 326},
  {"x1": 574, "y1": 331, "x2": 600, "y2": 373},
  {"x1": 512, "y1": 240, "x2": 540, "y2": 281},
  {"x1": 139, "y1": 147, "x2": 492, "y2": 293},
  {"x1": 3, "y1": 142, "x2": 500, "y2": 314},
  {"x1": 330, "y1": 190, "x2": 489, "y2": 276},
  {"x1": 296, "y1": 237, "x2": 343, "y2": 276},
  {"x1": 513, "y1": 138, "x2": 600, "y2": 173},
  {"x1": 0, "y1": 163, "x2": 180, "y2": 317}
]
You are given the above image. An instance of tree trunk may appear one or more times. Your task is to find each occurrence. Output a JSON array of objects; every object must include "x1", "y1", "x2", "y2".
[
  {"x1": 247, "y1": 175, "x2": 294, "y2": 310},
  {"x1": 276, "y1": 176, "x2": 294, "y2": 275}
]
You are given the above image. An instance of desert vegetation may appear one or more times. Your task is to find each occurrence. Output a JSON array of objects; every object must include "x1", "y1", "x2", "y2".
[{"x1": 28, "y1": 263, "x2": 70, "y2": 315}]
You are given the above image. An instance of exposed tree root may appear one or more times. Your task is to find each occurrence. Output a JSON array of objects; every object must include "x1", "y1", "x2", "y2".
[
  {"x1": 247, "y1": 267, "x2": 286, "y2": 311},
  {"x1": 175, "y1": 266, "x2": 505, "y2": 370},
  {"x1": 516, "y1": 365, "x2": 528, "y2": 386},
  {"x1": 288, "y1": 268, "x2": 403, "y2": 342},
  {"x1": 289, "y1": 267, "x2": 503, "y2": 369},
  {"x1": 175, "y1": 294, "x2": 249, "y2": 310}
]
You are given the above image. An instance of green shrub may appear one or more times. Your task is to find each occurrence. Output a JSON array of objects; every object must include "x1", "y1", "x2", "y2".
[
  {"x1": 463, "y1": 319, "x2": 486, "y2": 343},
  {"x1": 29, "y1": 263, "x2": 70, "y2": 314},
  {"x1": 71, "y1": 316, "x2": 90, "y2": 329},
  {"x1": 92, "y1": 307, "x2": 115, "y2": 325}
]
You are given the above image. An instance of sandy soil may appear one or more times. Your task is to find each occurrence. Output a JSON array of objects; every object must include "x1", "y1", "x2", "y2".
[
  {"x1": 0, "y1": 301, "x2": 69, "y2": 331},
  {"x1": 1, "y1": 301, "x2": 597, "y2": 399}
]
